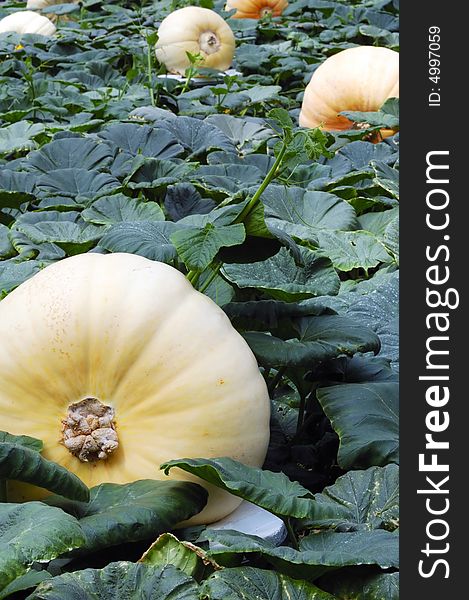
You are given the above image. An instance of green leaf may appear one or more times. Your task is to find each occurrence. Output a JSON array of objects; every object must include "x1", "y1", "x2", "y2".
[
  {"x1": 261, "y1": 185, "x2": 358, "y2": 241},
  {"x1": 205, "y1": 115, "x2": 272, "y2": 152},
  {"x1": 16, "y1": 220, "x2": 103, "y2": 256},
  {"x1": 242, "y1": 315, "x2": 380, "y2": 368},
  {"x1": 0, "y1": 122, "x2": 45, "y2": 156},
  {"x1": 171, "y1": 223, "x2": 245, "y2": 272},
  {"x1": 0, "y1": 261, "x2": 43, "y2": 299},
  {"x1": 46, "y1": 479, "x2": 207, "y2": 553},
  {"x1": 26, "y1": 563, "x2": 199, "y2": 600},
  {"x1": 0, "y1": 502, "x2": 85, "y2": 595},
  {"x1": 82, "y1": 194, "x2": 165, "y2": 225},
  {"x1": 299, "y1": 529, "x2": 398, "y2": 570},
  {"x1": 0, "y1": 431, "x2": 42, "y2": 452},
  {"x1": 319, "y1": 272, "x2": 399, "y2": 368},
  {"x1": 316, "y1": 230, "x2": 392, "y2": 272},
  {"x1": 98, "y1": 123, "x2": 184, "y2": 160},
  {"x1": 0, "y1": 432, "x2": 89, "y2": 502},
  {"x1": 202, "y1": 566, "x2": 338, "y2": 599},
  {"x1": 318, "y1": 568, "x2": 399, "y2": 600},
  {"x1": 268, "y1": 108, "x2": 294, "y2": 136},
  {"x1": 155, "y1": 116, "x2": 235, "y2": 159},
  {"x1": 140, "y1": 532, "x2": 219, "y2": 579},
  {"x1": 0, "y1": 571, "x2": 52, "y2": 600},
  {"x1": 223, "y1": 247, "x2": 340, "y2": 301},
  {"x1": 161, "y1": 457, "x2": 317, "y2": 520},
  {"x1": 317, "y1": 383, "x2": 399, "y2": 469},
  {"x1": 203, "y1": 528, "x2": 398, "y2": 580},
  {"x1": 0, "y1": 225, "x2": 15, "y2": 259},
  {"x1": 98, "y1": 221, "x2": 180, "y2": 262},
  {"x1": 27, "y1": 137, "x2": 113, "y2": 173},
  {"x1": 301, "y1": 465, "x2": 399, "y2": 532},
  {"x1": 36, "y1": 169, "x2": 120, "y2": 202},
  {"x1": 372, "y1": 160, "x2": 399, "y2": 200}
]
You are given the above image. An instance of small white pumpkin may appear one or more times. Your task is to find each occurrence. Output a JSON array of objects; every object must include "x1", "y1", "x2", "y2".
[
  {"x1": 155, "y1": 6, "x2": 236, "y2": 76},
  {"x1": 0, "y1": 10, "x2": 56, "y2": 36}
]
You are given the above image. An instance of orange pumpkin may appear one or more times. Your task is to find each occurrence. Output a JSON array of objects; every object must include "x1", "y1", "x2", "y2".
[
  {"x1": 299, "y1": 46, "x2": 399, "y2": 140},
  {"x1": 226, "y1": 0, "x2": 288, "y2": 19}
]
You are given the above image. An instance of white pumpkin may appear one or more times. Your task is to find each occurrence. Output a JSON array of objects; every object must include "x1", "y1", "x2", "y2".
[
  {"x1": 27, "y1": 0, "x2": 79, "y2": 10},
  {"x1": 0, "y1": 253, "x2": 271, "y2": 524},
  {"x1": 155, "y1": 6, "x2": 236, "y2": 76},
  {"x1": 0, "y1": 11, "x2": 56, "y2": 36}
]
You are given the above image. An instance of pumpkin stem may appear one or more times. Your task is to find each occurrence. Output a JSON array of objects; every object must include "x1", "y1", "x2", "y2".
[
  {"x1": 260, "y1": 7, "x2": 273, "y2": 17},
  {"x1": 61, "y1": 398, "x2": 118, "y2": 462},
  {"x1": 199, "y1": 30, "x2": 220, "y2": 55}
]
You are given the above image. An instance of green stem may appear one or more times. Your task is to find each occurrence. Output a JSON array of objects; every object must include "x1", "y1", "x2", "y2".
[
  {"x1": 296, "y1": 391, "x2": 307, "y2": 434},
  {"x1": 146, "y1": 41, "x2": 156, "y2": 107},
  {"x1": 268, "y1": 366, "x2": 286, "y2": 396},
  {"x1": 186, "y1": 270, "x2": 200, "y2": 286},
  {"x1": 198, "y1": 262, "x2": 222, "y2": 294},
  {"x1": 234, "y1": 142, "x2": 287, "y2": 225},
  {"x1": 285, "y1": 517, "x2": 299, "y2": 550},
  {"x1": 186, "y1": 140, "x2": 288, "y2": 288}
]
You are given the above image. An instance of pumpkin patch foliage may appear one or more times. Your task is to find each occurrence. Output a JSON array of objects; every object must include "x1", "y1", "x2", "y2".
[{"x1": 0, "y1": 0, "x2": 399, "y2": 598}]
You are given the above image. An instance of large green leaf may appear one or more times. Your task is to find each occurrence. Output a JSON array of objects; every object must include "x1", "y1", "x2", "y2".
[
  {"x1": 98, "y1": 221, "x2": 180, "y2": 262},
  {"x1": 317, "y1": 383, "x2": 399, "y2": 469},
  {"x1": 203, "y1": 529, "x2": 398, "y2": 580},
  {"x1": 161, "y1": 457, "x2": 316, "y2": 520},
  {"x1": 46, "y1": 479, "x2": 207, "y2": 553},
  {"x1": 319, "y1": 568, "x2": 399, "y2": 600},
  {"x1": 202, "y1": 567, "x2": 338, "y2": 599},
  {"x1": 223, "y1": 247, "x2": 340, "y2": 301},
  {"x1": 0, "y1": 171, "x2": 36, "y2": 209},
  {"x1": 261, "y1": 185, "x2": 358, "y2": 241},
  {"x1": 98, "y1": 122, "x2": 184, "y2": 160},
  {"x1": 36, "y1": 169, "x2": 120, "y2": 201},
  {"x1": 0, "y1": 502, "x2": 85, "y2": 595},
  {"x1": 26, "y1": 563, "x2": 199, "y2": 600},
  {"x1": 205, "y1": 115, "x2": 272, "y2": 152},
  {"x1": 0, "y1": 571, "x2": 52, "y2": 600},
  {"x1": 0, "y1": 225, "x2": 14, "y2": 259},
  {"x1": 0, "y1": 260, "x2": 43, "y2": 298},
  {"x1": 155, "y1": 116, "x2": 235, "y2": 159},
  {"x1": 140, "y1": 532, "x2": 219, "y2": 579},
  {"x1": 27, "y1": 137, "x2": 113, "y2": 172},
  {"x1": 192, "y1": 164, "x2": 264, "y2": 195},
  {"x1": 301, "y1": 465, "x2": 399, "y2": 531},
  {"x1": 319, "y1": 272, "x2": 399, "y2": 368},
  {"x1": 171, "y1": 223, "x2": 245, "y2": 272},
  {"x1": 0, "y1": 122, "x2": 45, "y2": 156},
  {"x1": 0, "y1": 431, "x2": 89, "y2": 502},
  {"x1": 316, "y1": 230, "x2": 392, "y2": 272},
  {"x1": 82, "y1": 194, "x2": 165, "y2": 225},
  {"x1": 16, "y1": 220, "x2": 103, "y2": 256},
  {"x1": 242, "y1": 315, "x2": 380, "y2": 368},
  {"x1": 298, "y1": 530, "x2": 398, "y2": 570}
]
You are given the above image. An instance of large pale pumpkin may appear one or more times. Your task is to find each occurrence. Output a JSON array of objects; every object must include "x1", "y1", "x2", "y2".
[
  {"x1": 226, "y1": 0, "x2": 288, "y2": 19},
  {"x1": 0, "y1": 10, "x2": 56, "y2": 35},
  {"x1": 27, "y1": 0, "x2": 80, "y2": 10},
  {"x1": 299, "y1": 46, "x2": 399, "y2": 139},
  {"x1": 0, "y1": 253, "x2": 270, "y2": 524},
  {"x1": 155, "y1": 6, "x2": 235, "y2": 76},
  {"x1": 26, "y1": 0, "x2": 80, "y2": 20}
]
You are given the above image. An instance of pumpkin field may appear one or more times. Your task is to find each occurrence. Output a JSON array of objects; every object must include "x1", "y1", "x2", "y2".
[{"x1": 0, "y1": 0, "x2": 399, "y2": 598}]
